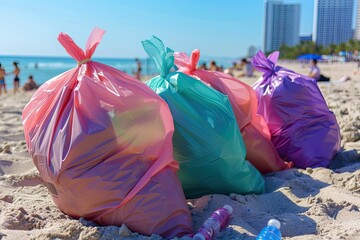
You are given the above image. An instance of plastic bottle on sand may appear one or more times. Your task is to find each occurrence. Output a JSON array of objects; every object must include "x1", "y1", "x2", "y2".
[
  {"x1": 193, "y1": 205, "x2": 233, "y2": 240},
  {"x1": 256, "y1": 219, "x2": 282, "y2": 240}
]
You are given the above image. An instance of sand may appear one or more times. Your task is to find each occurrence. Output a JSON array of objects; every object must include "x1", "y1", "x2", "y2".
[{"x1": 0, "y1": 62, "x2": 360, "y2": 240}]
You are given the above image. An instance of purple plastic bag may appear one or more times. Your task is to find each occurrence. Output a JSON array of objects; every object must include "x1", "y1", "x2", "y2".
[{"x1": 252, "y1": 51, "x2": 341, "y2": 168}]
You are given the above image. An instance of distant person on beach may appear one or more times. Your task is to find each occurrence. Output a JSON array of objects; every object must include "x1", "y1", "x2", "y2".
[
  {"x1": 23, "y1": 75, "x2": 39, "y2": 91},
  {"x1": 353, "y1": 60, "x2": 360, "y2": 75},
  {"x1": 224, "y1": 62, "x2": 238, "y2": 76},
  {"x1": 134, "y1": 58, "x2": 142, "y2": 80},
  {"x1": 239, "y1": 58, "x2": 253, "y2": 77},
  {"x1": 0, "y1": 63, "x2": 7, "y2": 95},
  {"x1": 308, "y1": 59, "x2": 321, "y2": 81},
  {"x1": 209, "y1": 60, "x2": 220, "y2": 71},
  {"x1": 198, "y1": 62, "x2": 207, "y2": 70},
  {"x1": 11, "y1": 61, "x2": 21, "y2": 94},
  {"x1": 309, "y1": 59, "x2": 332, "y2": 82}
]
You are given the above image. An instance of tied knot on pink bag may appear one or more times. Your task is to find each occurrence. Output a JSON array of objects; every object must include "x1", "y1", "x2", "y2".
[
  {"x1": 173, "y1": 49, "x2": 200, "y2": 75},
  {"x1": 57, "y1": 27, "x2": 105, "y2": 66}
]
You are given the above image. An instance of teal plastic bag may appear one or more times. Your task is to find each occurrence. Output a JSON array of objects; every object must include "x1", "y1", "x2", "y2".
[{"x1": 142, "y1": 36, "x2": 264, "y2": 199}]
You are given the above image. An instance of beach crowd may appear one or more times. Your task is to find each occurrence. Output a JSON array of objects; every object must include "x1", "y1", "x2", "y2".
[
  {"x1": 0, "y1": 61, "x2": 38, "y2": 95},
  {"x1": 0, "y1": 56, "x2": 334, "y2": 96}
]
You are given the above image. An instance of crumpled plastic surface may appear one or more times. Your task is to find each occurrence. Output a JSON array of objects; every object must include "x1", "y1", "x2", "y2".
[
  {"x1": 252, "y1": 51, "x2": 341, "y2": 168},
  {"x1": 143, "y1": 36, "x2": 264, "y2": 199},
  {"x1": 174, "y1": 49, "x2": 291, "y2": 173},
  {"x1": 22, "y1": 28, "x2": 192, "y2": 238}
]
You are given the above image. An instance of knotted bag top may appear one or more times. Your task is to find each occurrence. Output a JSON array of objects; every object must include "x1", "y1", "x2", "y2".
[{"x1": 57, "y1": 27, "x2": 105, "y2": 66}]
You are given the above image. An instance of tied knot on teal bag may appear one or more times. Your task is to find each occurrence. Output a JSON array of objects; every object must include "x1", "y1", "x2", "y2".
[{"x1": 142, "y1": 36, "x2": 174, "y2": 78}]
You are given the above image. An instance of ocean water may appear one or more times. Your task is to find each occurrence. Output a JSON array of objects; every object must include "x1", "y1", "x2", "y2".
[{"x1": 0, "y1": 55, "x2": 235, "y2": 89}]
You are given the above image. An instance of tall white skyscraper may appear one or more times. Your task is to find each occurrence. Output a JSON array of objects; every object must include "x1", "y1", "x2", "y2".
[
  {"x1": 264, "y1": 0, "x2": 300, "y2": 53},
  {"x1": 313, "y1": 0, "x2": 354, "y2": 45},
  {"x1": 355, "y1": 0, "x2": 360, "y2": 40}
]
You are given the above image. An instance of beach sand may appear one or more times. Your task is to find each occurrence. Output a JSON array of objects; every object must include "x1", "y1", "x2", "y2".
[{"x1": 0, "y1": 62, "x2": 360, "y2": 240}]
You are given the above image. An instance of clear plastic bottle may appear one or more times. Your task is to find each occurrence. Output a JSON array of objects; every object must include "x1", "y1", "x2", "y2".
[
  {"x1": 256, "y1": 219, "x2": 282, "y2": 240},
  {"x1": 193, "y1": 205, "x2": 233, "y2": 240}
]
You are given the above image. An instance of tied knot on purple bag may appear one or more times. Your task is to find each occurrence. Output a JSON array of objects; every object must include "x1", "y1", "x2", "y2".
[
  {"x1": 252, "y1": 51, "x2": 282, "y2": 84},
  {"x1": 57, "y1": 27, "x2": 105, "y2": 67}
]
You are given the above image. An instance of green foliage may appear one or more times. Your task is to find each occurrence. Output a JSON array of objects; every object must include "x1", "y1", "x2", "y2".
[{"x1": 277, "y1": 39, "x2": 360, "y2": 59}]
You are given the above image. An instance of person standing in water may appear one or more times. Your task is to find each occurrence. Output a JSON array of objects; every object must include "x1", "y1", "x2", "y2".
[
  {"x1": 11, "y1": 62, "x2": 21, "y2": 94},
  {"x1": 0, "y1": 63, "x2": 7, "y2": 95},
  {"x1": 134, "y1": 58, "x2": 142, "y2": 80}
]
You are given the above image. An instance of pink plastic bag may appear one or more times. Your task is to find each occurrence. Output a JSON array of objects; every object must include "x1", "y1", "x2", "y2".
[
  {"x1": 22, "y1": 28, "x2": 192, "y2": 238},
  {"x1": 174, "y1": 49, "x2": 292, "y2": 173}
]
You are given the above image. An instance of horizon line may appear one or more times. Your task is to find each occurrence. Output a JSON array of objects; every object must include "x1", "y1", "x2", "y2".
[{"x1": 0, "y1": 54, "x2": 247, "y2": 61}]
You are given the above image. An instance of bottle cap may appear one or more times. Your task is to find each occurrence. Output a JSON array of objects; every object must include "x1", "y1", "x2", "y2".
[
  {"x1": 223, "y1": 205, "x2": 233, "y2": 214},
  {"x1": 193, "y1": 233, "x2": 206, "y2": 240},
  {"x1": 268, "y1": 219, "x2": 281, "y2": 229}
]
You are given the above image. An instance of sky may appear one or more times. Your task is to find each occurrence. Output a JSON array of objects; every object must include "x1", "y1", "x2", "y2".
[{"x1": 0, "y1": 0, "x2": 351, "y2": 59}]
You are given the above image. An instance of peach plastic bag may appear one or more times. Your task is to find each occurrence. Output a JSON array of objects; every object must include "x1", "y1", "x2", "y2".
[
  {"x1": 22, "y1": 28, "x2": 192, "y2": 238},
  {"x1": 174, "y1": 49, "x2": 292, "y2": 173}
]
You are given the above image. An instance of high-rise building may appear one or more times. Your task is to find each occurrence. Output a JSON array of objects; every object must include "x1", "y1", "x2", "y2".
[
  {"x1": 300, "y1": 35, "x2": 313, "y2": 43},
  {"x1": 313, "y1": 0, "x2": 354, "y2": 46},
  {"x1": 264, "y1": 0, "x2": 300, "y2": 53},
  {"x1": 355, "y1": 0, "x2": 360, "y2": 40},
  {"x1": 248, "y1": 46, "x2": 257, "y2": 57}
]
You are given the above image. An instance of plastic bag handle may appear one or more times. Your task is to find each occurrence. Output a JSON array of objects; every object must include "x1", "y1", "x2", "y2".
[
  {"x1": 252, "y1": 50, "x2": 279, "y2": 74},
  {"x1": 85, "y1": 27, "x2": 105, "y2": 59},
  {"x1": 252, "y1": 50, "x2": 284, "y2": 84},
  {"x1": 141, "y1": 36, "x2": 174, "y2": 77},
  {"x1": 57, "y1": 27, "x2": 105, "y2": 64},
  {"x1": 252, "y1": 50, "x2": 307, "y2": 86},
  {"x1": 174, "y1": 49, "x2": 200, "y2": 75}
]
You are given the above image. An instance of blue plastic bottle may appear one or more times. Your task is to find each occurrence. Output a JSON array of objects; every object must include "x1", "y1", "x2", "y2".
[
  {"x1": 256, "y1": 219, "x2": 282, "y2": 240},
  {"x1": 193, "y1": 205, "x2": 233, "y2": 240}
]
